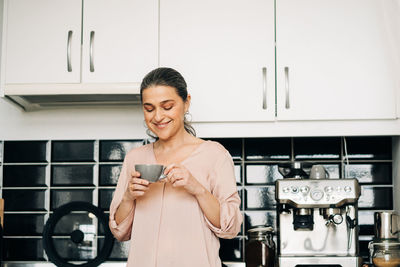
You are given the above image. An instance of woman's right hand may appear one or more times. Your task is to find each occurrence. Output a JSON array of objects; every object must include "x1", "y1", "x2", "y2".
[{"x1": 123, "y1": 171, "x2": 150, "y2": 201}]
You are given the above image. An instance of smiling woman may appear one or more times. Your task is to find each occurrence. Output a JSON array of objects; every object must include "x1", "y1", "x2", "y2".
[
  {"x1": 140, "y1": 67, "x2": 196, "y2": 139},
  {"x1": 108, "y1": 67, "x2": 243, "y2": 267}
]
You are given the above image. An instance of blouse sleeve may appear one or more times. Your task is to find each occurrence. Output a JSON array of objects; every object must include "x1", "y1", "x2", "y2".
[
  {"x1": 204, "y1": 150, "x2": 243, "y2": 239},
  {"x1": 109, "y1": 156, "x2": 136, "y2": 241}
]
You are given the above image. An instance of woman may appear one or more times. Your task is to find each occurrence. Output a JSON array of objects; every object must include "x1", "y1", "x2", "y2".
[{"x1": 109, "y1": 67, "x2": 242, "y2": 267}]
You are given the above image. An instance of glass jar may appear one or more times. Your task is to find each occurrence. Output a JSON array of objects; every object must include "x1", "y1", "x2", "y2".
[
  {"x1": 245, "y1": 226, "x2": 275, "y2": 267},
  {"x1": 369, "y1": 241, "x2": 400, "y2": 267}
]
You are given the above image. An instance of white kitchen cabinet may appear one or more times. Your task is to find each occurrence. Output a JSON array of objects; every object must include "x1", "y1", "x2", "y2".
[
  {"x1": 4, "y1": 0, "x2": 82, "y2": 84},
  {"x1": 3, "y1": 0, "x2": 158, "y2": 85},
  {"x1": 81, "y1": 0, "x2": 158, "y2": 83},
  {"x1": 160, "y1": 0, "x2": 276, "y2": 122},
  {"x1": 276, "y1": 0, "x2": 398, "y2": 121},
  {"x1": 161, "y1": 0, "x2": 399, "y2": 122}
]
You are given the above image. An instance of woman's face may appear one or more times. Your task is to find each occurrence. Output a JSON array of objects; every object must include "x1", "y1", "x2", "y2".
[{"x1": 142, "y1": 85, "x2": 190, "y2": 140}]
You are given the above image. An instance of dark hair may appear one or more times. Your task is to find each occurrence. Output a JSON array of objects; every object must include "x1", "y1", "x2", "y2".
[{"x1": 140, "y1": 67, "x2": 196, "y2": 137}]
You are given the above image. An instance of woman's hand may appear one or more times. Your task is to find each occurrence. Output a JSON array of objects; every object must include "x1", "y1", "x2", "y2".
[
  {"x1": 123, "y1": 171, "x2": 150, "y2": 201},
  {"x1": 164, "y1": 164, "x2": 205, "y2": 196}
]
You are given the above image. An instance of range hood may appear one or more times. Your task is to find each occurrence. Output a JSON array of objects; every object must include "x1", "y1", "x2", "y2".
[{"x1": 2, "y1": 83, "x2": 142, "y2": 111}]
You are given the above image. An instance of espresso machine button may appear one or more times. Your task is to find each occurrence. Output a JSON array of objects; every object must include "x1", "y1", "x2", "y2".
[
  {"x1": 283, "y1": 187, "x2": 290, "y2": 193},
  {"x1": 300, "y1": 186, "x2": 309, "y2": 193},
  {"x1": 344, "y1": 186, "x2": 352, "y2": 193},
  {"x1": 324, "y1": 186, "x2": 333, "y2": 193},
  {"x1": 291, "y1": 186, "x2": 299, "y2": 194},
  {"x1": 310, "y1": 189, "x2": 324, "y2": 201}
]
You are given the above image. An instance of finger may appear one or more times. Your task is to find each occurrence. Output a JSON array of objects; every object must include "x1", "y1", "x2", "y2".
[
  {"x1": 164, "y1": 163, "x2": 178, "y2": 175},
  {"x1": 131, "y1": 171, "x2": 141, "y2": 178},
  {"x1": 132, "y1": 177, "x2": 149, "y2": 186},
  {"x1": 131, "y1": 191, "x2": 145, "y2": 198},
  {"x1": 171, "y1": 179, "x2": 185, "y2": 187},
  {"x1": 130, "y1": 183, "x2": 149, "y2": 191}
]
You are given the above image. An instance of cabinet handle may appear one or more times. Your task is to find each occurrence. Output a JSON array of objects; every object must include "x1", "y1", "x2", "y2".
[
  {"x1": 262, "y1": 67, "x2": 267, "y2": 109},
  {"x1": 67, "y1": 31, "x2": 73, "y2": 72},
  {"x1": 285, "y1": 67, "x2": 290, "y2": 109},
  {"x1": 90, "y1": 31, "x2": 95, "y2": 72}
]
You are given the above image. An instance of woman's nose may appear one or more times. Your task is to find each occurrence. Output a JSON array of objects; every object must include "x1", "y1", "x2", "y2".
[{"x1": 154, "y1": 108, "x2": 164, "y2": 121}]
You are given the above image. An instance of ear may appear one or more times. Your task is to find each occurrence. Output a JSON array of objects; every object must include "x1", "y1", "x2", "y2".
[{"x1": 184, "y1": 94, "x2": 191, "y2": 113}]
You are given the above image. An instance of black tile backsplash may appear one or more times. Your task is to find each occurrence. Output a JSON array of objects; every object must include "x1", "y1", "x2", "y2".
[
  {"x1": 101, "y1": 239, "x2": 129, "y2": 260},
  {"x1": 4, "y1": 141, "x2": 47, "y2": 163},
  {"x1": 245, "y1": 187, "x2": 276, "y2": 210},
  {"x1": 52, "y1": 140, "x2": 95, "y2": 162},
  {"x1": 3, "y1": 238, "x2": 45, "y2": 260},
  {"x1": 50, "y1": 189, "x2": 93, "y2": 210},
  {"x1": 344, "y1": 136, "x2": 392, "y2": 160},
  {"x1": 100, "y1": 140, "x2": 143, "y2": 162},
  {"x1": 99, "y1": 189, "x2": 114, "y2": 211},
  {"x1": 99, "y1": 164, "x2": 122, "y2": 186},
  {"x1": 245, "y1": 164, "x2": 283, "y2": 185},
  {"x1": 245, "y1": 138, "x2": 291, "y2": 160},
  {"x1": 294, "y1": 137, "x2": 341, "y2": 159},
  {"x1": 51, "y1": 165, "x2": 94, "y2": 186},
  {"x1": 3, "y1": 189, "x2": 46, "y2": 211},
  {"x1": 345, "y1": 163, "x2": 392, "y2": 184},
  {"x1": 4, "y1": 214, "x2": 45, "y2": 236},
  {"x1": 3, "y1": 165, "x2": 47, "y2": 187},
  {"x1": 0, "y1": 136, "x2": 395, "y2": 263},
  {"x1": 358, "y1": 186, "x2": 393, "y2": 210}
]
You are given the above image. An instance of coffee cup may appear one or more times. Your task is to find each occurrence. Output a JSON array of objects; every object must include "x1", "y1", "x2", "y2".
[
  {"x1": 309, "y1": 165, "x2": 329, "y2": 179},
  {"x1": 135, "y1": 164, "x2": 166, "y2": 183}
]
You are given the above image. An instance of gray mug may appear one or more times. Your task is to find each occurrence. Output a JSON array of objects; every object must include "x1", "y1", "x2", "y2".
[{"x1": 135, "y1": 164, "x2": 166, "y2": 183}]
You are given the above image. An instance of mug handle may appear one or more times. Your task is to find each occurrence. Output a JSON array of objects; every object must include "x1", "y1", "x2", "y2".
[
  {"x1": 325, "y1": 169, "x2": 330, "y2": 178},
  {"x1": 159, "y1": 166, "x2": 167, "y2": 180}
]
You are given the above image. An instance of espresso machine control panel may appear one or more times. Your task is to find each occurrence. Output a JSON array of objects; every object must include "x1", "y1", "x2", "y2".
[{"x1": 276, "y1": 178, "x2": 360, "y2": 208}]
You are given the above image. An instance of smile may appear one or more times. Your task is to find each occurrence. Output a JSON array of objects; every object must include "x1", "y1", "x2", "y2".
[{"x1": 153, "y1": 120, "x2": 172, "y2": 129}]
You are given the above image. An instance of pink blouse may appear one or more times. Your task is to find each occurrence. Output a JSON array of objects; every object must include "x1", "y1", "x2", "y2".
[{"x1": 109, "y1": 140, "x2": 242, "y2": 267}]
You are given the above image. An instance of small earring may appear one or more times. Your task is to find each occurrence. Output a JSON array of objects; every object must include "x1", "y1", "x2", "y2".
[{"x1": 184, "y1": 111, "x2": 192, "y2": 122}]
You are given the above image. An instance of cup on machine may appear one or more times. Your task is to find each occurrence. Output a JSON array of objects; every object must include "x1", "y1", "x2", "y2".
[{"x1": 309, "y1": 165, "x2": 329, "y2": 179}]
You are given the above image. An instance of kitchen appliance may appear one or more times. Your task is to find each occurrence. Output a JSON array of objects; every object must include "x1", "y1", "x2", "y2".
[
  {"x1": 368, "y1": 211, "x2": 400, "y2": 267},
  {"x1": 275, "y1": 177, "x2": 362, "y2": 267},
  {"x1": 245, "y1": 226, "x2": 276, "y2": 267}
]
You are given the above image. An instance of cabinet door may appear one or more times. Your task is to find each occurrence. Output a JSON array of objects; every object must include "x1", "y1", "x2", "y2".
[
  {"x1": 160, "y1": 0, "x2": 275, "y2": 122},
  {"x1": 81, "y1": 0, "x2": 158, "y2": 84},
  {"x1": 276, "y1": 0, "x2": 398, "y2": 120},
  {"x1": 4, "y1": 0, "x2": 82, "y2": 84}
]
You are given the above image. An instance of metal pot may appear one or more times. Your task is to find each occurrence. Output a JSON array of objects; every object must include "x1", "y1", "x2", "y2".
[{"x1": 374, "y1": 211, "x2": 400, "y2": 241}]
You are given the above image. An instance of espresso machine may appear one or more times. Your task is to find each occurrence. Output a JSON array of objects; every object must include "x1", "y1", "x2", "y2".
[{"x1": 275, "y1": 169, "x2": 362, "y2": 267}]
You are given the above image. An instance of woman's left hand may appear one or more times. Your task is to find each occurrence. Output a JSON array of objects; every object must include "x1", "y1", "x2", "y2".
[{"x1": 164, "y1": 164, "x2": 205, "y2": 196}]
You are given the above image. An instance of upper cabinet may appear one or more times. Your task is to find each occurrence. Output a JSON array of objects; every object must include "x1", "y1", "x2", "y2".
[
  {"x1": 2, "y1": 0, "x2": 158, "y2": 105},
  {"x1": 160, "y1": 0, "x2": 399, "y2": 122},
  {"x1": 160, "y1": 0, "x2": 276, "y2": 122},
  {"x1": 4, "y1": 0, "x2": 82, "y2": 84},
  {"x1": 80, "y1": 0, "x2": 158, "y2": 84},
  {"x1": 276, "y1": 0, "x2": 399, "y2": 121}
]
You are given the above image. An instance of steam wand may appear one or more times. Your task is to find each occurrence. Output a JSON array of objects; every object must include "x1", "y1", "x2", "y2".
[{"x1": 346, "y1": 206, "x2": 358, "y2": 251}]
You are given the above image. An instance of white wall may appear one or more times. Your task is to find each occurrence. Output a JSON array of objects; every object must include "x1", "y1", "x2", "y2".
[{"x1": 0, "y1": 98, "x2": 148, "y2": 140}]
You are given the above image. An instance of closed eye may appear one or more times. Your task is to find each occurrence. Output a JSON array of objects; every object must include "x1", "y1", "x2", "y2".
[{"x1": 163, "y1": 105, "x2": 173, "y2": 110}]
